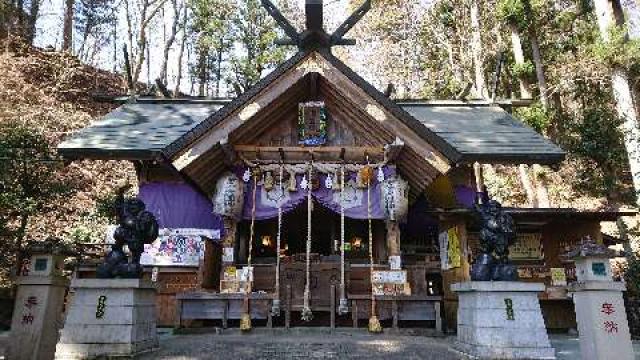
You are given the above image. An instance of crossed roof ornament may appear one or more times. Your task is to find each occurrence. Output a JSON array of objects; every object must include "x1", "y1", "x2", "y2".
[{"x1": 261, "y1": 0, "x2": 371, "y2": 51}]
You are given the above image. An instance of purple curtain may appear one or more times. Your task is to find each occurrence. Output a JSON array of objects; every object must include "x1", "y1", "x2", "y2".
[
  {"x1": 138, "y1": 182, "x2": 224, "y2": 234},
  {"x1": 239, "y1": 167, "x2": 395, "y2": 221},
  {"x1": 454, "y1": 185, "x2": 476, "y2": 208}
]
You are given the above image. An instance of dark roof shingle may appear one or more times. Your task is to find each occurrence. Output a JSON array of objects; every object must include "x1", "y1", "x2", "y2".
[
  {"x1": 400, "y1": 104, "x2": 565, "y2": 164},
  {"x1": 58, "y1": 102, "x2": 226, "y2": 159}
]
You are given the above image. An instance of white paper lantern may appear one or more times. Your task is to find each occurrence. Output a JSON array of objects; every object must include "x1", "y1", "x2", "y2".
[
  {"x1": 377, "y1": 167, "x2": 385, "y2": 183},
  {"x1": 213, "y1": 172, "x2": 245, "y2": 220},
  {"x1": 242, "y1": 168, "x2": 251, "y2": 183},
  {"x1": 325, "y1": 174, "x2": 333, "y2": 189},
  {"x1": 381, "y1": 176, "x2": 409, "y2": 221}
]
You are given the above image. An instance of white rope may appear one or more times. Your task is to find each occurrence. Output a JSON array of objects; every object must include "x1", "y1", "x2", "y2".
[
  {"x1": 367, "y1": 165, "x2": 377, "y2": 318},
  {"x1": 247, "y1": 171, "x2": 258, "y2": 292},
  {"x1": 240, "y1": 162, "x2": 387, "y2": 174},
  {"x1": 271, "y1": 164, "x2": 283, "y2": 316},
  {"x1": 301, "y1": 162, "x2": 313, "y2": 321},
  {"x1": 338, "y1": 164, "x2": 349, "y2": 314}
]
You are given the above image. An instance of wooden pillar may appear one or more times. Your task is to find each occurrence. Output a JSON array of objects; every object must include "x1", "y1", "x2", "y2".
[
  {"x1": 386, "y1": 221, "x2": 401, "y2": 260},
  {"x1": 473, "y1": 162, "x2": 484, "y2": 195},
  {"x1": 200, "y1": 217, "x2": 238, "y2": 291},
  {"x1": 199, "y1": 241, "x2": 222, "y2": 290}
]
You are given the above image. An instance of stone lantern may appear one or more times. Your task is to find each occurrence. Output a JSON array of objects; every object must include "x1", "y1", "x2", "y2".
[
  {"x1": 8, "y1": 238, "x2": 73, "y2": 360},
  {"x1": 566, "y1": 236, "x2": 634, "y2": 360}
]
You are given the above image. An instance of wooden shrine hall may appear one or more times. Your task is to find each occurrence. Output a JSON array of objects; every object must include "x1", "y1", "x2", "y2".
[{"x1": 58, "y1": 0, "x2": 634, "y2": 332}]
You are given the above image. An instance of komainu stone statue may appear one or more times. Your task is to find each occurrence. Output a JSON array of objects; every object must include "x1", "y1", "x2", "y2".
[
  {"x1": 470, "y1": 198, "x2": 519, "y2": 281},
  {"x1": 97, "y1": 184, "x2": 159, "y2": 279}
]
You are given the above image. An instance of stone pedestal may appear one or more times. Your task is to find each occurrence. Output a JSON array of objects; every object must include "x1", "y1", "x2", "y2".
[
  {"x1": 55, "y1": 279, "x2": 158, "y2": 359},
  {"x1": 452, "y1": 281, "x2": 555, "y2": 359},
  {"x1": 9, "y1": 276, "x2": 69, "y2": 360},
  {"x1": 569, "y1": 281, "x2": 634, "y2": 360}
]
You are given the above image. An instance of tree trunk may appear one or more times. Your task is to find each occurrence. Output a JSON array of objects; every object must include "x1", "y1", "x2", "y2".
[
  {"x1": 25, "y1": 0, "x2": 40, "y2": 44},
  {"x1": 173, "y1": 5, "x2": 188, "y2": 96},
  {"x1": 531, "y1": 164, "x2": 550, "y2": 207},
  {"x1": 509, "y1": 23, "x2": 532, "y2": 99},
  {"x1": 215, "y1": 44, "x2": 222, "y2": 97},
  {"x1": 519, "y1": 164, "x2": 538, "y2": 207},
  {"x1": 470, "y1": 0, "x2": 487, "y2": 99},
  {"x1": 159, "y1": 0, "x2": 180, "y2": 85},
  {"x1": 594, "y1": 0, "x2": 640, "y2": 205},
  {"x1": 62, "y1": 0, "x2": 74, "y2": 52},
  {"x1": 522, "y1": 0, "x2": 550, "y2": 108},
  {"x1": 198, "y1": 47, "x2": 207, "y2": 97},
  {"x1": 13, "y1": 213, "x2": 28, "y2": 274},
  {"x1": 529, "y1": 31, "x2": 548, "y2": 108}
]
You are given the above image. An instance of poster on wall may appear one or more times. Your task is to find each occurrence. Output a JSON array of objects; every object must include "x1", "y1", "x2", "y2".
[
  {"x1": 509, "y1": 233, "x2": 543, "y2": 260},
  {"x1": 467, "y1": 232, "x2": 544, "y2": 261},
  {"x1": 550, "y1": 268, "x2": 567, "y2": 286},
  {"x1": 439, "y1": 227, "x2": 461, "y2": 270},
  {"x1": 140, "y1": 228, "x2": 219, "y2": 267},
  {"x1": 439, "y1": 231, "x2": 449, "y2": 270}
]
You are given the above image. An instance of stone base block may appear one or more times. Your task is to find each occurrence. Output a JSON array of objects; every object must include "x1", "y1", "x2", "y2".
[
  {"x1": 451, "y1": 281, "x2": 556, "y2": 359},
  {"x1": 55, "y1": 279, "x2": 158, "y2": 359}
]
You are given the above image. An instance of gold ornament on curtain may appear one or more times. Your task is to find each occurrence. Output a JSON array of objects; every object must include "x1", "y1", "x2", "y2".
[
  {"x1": 288, "y1": 170, "x2": 297, "y2": 192},
  {"x1": 264, "y1": 171, "x2": 274, "y2": 191}
]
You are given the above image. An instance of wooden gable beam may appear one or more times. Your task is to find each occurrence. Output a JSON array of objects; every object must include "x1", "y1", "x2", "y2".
[
  {"x1": 312, "y1": 54, "x2": 452, "y2": 175},
  {"x1": 172, "y1": 51, "x2": 452, "y2": 176},
  {"x1": 171, "y1": 54, "x2": 320, "y2": 171}
]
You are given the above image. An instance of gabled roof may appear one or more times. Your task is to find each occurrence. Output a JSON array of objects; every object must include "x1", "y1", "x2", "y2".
[
  {"x1": 400, "y1": 102, "x2": 565, "y2": 164},
  {"x1": 58, "y1": 50, "x2": 565, "y2": 165},
  {"x1": 58, "y1": 101, "x2": 227, "y2": 159}
]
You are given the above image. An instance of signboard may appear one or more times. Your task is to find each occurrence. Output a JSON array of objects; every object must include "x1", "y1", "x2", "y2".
[
  {"x1": 550, "y1": 267, "x2": 567, "y2": 286},
  {"x1": 372, "y1": 270, "x2": 407, "y2": 284},
  {"x1": 140, "y1": 228, "x2": 218, "y2": 266},
  {"x1": 509, "y1": 233, "x2": 543, "y2": 260}
]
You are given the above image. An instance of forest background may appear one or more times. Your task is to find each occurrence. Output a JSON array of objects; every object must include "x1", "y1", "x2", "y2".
[{"x1": 0, "y1": 0, "x2": 639, "y2": 289}]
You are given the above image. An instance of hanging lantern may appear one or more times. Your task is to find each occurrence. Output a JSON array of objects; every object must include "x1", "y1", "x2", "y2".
[
  {"x1": 325, "y1": 173, "x2": 333, "y2": 189},
  {"x1": 381, "y1": 176, "x2": 410, "y2": 222},
  {"x1": 288, "y1": 171, "x2": 298, "y2": 192},
  {"x1": 377, "y1": 167, "x2": 385, "y2": 183},
  {"x1": 242, "y1": 168, "x2": 251, "y2": 183},
  {"x1": 264, "y1": 171, "x2": 274, "y2": 191},
  {"x1": 213, "y1": 172, "x2": 245, "y2": 220}
]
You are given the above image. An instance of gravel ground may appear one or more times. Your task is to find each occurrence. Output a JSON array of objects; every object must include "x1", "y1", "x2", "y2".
[{"x1": 139, "y1": 329, "x2": 461, "y2": 360}]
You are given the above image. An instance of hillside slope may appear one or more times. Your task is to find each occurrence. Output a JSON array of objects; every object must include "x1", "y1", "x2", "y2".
[{"x1": 0, "y1": 45, "x2": 137, "y2": 243}]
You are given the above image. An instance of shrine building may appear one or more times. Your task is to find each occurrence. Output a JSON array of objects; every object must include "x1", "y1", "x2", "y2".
[{"x1": 58, "y1": 0, "x2": 635, "y2": 332}]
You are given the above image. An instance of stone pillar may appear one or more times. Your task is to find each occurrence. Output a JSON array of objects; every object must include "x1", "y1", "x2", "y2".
[
  {"x1": 55, "y1": 279, "x2": 158, "y2": 359},
  {"x1": 566, "y1": 240, "x2": 634, "y2": 360},
  {"x1": 452, "y1": 281, "x2": 556, "y2": 359},
  {"x1": 8, "y1": 252, "x2": 69, "y2": 360}
]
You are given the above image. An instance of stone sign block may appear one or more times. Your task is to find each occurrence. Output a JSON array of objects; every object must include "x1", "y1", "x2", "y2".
[
  {"x1": 452, "y1": 281, "x2": 556, "y2": 359},
  {"x1": 569, "y1": 281, "x2": 634, "y2": 360},
  {"x1": 8, "y1": 276, "x2": 68, "y2": 360},
  {"x1": 55, "y1": 279, "x2": 158, "y2": 359}
]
